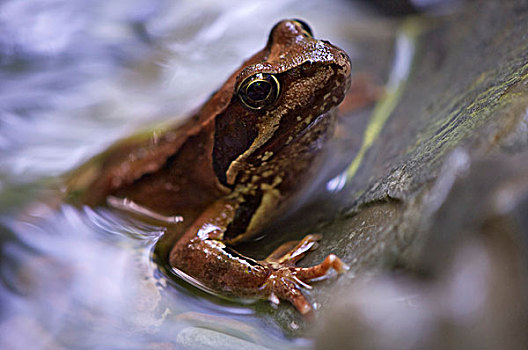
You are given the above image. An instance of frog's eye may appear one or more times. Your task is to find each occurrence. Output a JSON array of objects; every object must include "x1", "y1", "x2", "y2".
[
  {"x1": 293, "y1": 19, "x2": 313, "y2": 37},
  {"x1": 237, "y1": 73, "x2": 280, "y2": 110}
]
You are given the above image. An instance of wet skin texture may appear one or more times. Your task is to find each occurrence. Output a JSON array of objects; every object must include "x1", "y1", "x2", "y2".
[{"x1": 78, "y1": 20, "x2": 352, "y2": 316}]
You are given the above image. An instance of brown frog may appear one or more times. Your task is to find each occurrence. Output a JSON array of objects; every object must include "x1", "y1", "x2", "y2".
[{"x1": 71, "y1": 19, "x2": 352, "y2": 316}]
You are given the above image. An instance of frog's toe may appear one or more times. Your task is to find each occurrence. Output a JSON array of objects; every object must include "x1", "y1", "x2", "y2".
[
  {"x1": 261, "y1": 252, "x2": 348, "y2": 316},
  {"x1": 261, "y1": 244, "x2": 348, "y2": 315},
  {"x1": 262, "y1": 268, "x2": 314, "y2": 316},
  {"x1": 295, "y1": 253, "x2": 349, "y2": 281},
  {"x1": 264, "y1": 234, "x2": 322, "y2": 265}
]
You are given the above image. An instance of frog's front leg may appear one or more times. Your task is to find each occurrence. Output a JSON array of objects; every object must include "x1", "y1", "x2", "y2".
[{"x1": 169, "y1": 199, "x2": 347, "y2": 316}]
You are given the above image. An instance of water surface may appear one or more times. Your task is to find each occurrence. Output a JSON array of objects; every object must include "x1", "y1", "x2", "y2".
[{"x1": 0, "y1": 1, "x2": 371, "y2": 348}]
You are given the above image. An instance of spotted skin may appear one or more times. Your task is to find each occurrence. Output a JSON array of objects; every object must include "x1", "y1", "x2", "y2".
[{"x1": 76, "y1": 20, "x2": 352, "y2": 315}]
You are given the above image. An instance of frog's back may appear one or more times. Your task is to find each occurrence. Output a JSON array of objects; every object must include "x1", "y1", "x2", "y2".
[{"x1": 71, "y1": 42, "x2": 268, "y2": 216}]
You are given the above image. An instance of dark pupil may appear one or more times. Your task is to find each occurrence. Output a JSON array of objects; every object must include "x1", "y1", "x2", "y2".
[{"x1": 247, "y1": 81, "x2": 271, "y2": 101}]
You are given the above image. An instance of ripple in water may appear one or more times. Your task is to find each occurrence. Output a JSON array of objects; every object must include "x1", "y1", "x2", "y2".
[{"x1": 0, "y1": 0, "x2": 365, "y2": 348}]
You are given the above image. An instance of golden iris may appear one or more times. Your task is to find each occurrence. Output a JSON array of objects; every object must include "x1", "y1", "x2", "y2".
[{"x1": 237, "y1": 73, "x2": 280, "y2": 110}]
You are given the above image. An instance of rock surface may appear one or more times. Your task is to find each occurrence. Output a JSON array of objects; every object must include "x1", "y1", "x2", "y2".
[{"x1": 304, "y1": 0, "x2": 528, "y2": 347}]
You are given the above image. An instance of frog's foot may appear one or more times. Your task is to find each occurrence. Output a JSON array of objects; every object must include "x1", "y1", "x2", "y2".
[
  {"x1": 261, "y1": 234, "x2": 349, "y2": 316},
  {"x1": 264, "y1": 234, "x2": 322, "y2": 266}
]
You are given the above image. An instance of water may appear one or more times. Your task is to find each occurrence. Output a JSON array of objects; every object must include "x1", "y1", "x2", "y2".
[{"x1": 0, "y1": 0, "x2": 368, "y2": 348}]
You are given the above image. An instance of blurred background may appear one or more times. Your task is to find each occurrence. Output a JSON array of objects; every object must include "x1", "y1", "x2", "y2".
[{"x1": 4, "y1": 0, "x2": 528, "y2": 349}]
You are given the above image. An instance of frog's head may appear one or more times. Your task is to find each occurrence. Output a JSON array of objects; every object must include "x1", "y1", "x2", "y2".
[{"x1": 213, "y1": 19, "x2": 351, "y2": 186}]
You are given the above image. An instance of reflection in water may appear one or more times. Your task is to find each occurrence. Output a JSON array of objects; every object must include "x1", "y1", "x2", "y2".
[
  {"x1": 1, "y1": 205, "x2": 167, "y2": 348},
  {"x1": 1, "y1": 204, "x2": 294, "y2": 348}
]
